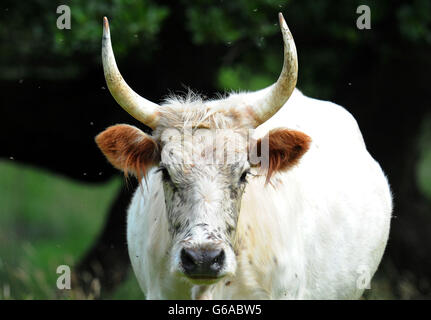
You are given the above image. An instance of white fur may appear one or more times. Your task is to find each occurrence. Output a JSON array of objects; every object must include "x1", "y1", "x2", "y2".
[{"x1": 126, "y1": 89, "x2": 392, "y2": 299}]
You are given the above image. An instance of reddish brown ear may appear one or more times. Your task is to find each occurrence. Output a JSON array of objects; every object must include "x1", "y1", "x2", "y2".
[
  {"x1": 251, "y1": 128, "x2": 311, "y2": 183},
  {"x1": 95, "y1": 124, "x2": 159, "y2": 179}
]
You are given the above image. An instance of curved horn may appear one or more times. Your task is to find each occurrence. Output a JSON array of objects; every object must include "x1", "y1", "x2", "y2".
[
  {"x1": 102, "y1": 17, "x2": 160, "y2": 129},
  {"x1": 245, "y1": 13, "x2": 298, "y2": 127}
]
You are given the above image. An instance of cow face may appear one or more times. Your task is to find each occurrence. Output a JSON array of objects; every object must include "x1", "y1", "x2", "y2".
[
  {"x1": 96, "y1": 117, "x2": 310, "y2": 284},
  {"x1": 157, "y1": 127, "x2": 249, "y2": 283}
]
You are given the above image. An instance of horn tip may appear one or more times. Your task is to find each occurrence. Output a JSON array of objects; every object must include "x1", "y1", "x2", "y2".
[
  {"x1": 103, "y1": 17, "x2": 110, "y2": 35},
  {"x1": 278, "y1": 12, "x2": 288, "y2": 30}
]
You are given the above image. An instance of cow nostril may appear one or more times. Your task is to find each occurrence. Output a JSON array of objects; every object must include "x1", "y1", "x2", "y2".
[
  {"x1": 181, "y1": 248, "x2": 198, "y2": 273},
  {"x1": 210, "y1": 249, "x2": 225, "y2": 269}
]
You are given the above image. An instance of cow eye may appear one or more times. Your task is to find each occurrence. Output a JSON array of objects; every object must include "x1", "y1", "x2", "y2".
[
  {"x1": 240, "y1": 169, "x2": 250, "y2": 184},
  {"x1": 156, "y1": 165, "x2": 171, "y2": 181}
]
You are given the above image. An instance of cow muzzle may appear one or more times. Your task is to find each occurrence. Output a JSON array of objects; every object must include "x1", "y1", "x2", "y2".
[{"x1": 180, "y1": 246, "x2": 225, "y2": 280}]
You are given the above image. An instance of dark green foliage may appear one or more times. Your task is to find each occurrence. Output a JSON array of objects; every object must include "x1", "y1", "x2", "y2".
[
  {"x1": 0, "y1": 0, "x2": 169, "y2": 79},
  {"x1": 2, "y1": 0, "x2": 429, "y2": 95}
]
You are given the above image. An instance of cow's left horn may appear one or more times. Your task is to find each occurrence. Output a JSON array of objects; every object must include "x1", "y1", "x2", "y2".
[
  {"x1": 102, "y1": 17, "x2": 160, "y2": 129},
  {"x1": 245, "y1": 13, "x2": 298, "y2": 127}
]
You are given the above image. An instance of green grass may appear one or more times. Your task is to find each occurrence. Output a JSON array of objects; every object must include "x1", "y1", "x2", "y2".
[{"x1": 0, "y1": 160, "x2": 144, "y2": 299}]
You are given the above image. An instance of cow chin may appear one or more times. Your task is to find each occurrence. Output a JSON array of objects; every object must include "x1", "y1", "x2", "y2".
[{"x1": 170, "y1": 241, "x2": 237, "y2": 285}]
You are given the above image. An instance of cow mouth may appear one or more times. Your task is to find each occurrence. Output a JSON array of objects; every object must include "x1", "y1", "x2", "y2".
[
  {"x1": 188, "y1": 275, "x2": 219, "y2": 280},
  {"x1": 184, "y1": 274, "x2": 224, "y2": 285}
]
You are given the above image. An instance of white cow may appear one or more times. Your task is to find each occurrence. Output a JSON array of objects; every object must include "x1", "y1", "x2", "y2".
[{"x1": 96, "y1": 14, "x2": 392, "y2": 299}]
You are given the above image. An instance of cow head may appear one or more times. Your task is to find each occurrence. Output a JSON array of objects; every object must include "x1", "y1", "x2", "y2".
[{"x1": 95, "y1": 14, "x2": 310, "y2": 284}]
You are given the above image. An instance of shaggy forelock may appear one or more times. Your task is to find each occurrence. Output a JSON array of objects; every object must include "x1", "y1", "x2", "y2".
[{"x1": 153, "y1": 91, "x2": 254, "y2": 136}]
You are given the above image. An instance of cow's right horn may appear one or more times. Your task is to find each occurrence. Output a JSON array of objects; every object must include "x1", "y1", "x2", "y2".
[{"x1": 102, "y1": 17, "x2": 160, "y2": 129}]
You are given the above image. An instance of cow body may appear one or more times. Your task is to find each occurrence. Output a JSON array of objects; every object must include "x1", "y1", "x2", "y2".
[{"x1": 126, "y1": 89, "x2": 392, "y2": 299}]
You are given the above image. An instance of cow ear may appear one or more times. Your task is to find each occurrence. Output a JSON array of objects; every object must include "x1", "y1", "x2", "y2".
[
  {"x1": 95, "y1": 124, "x2": 159, "y2": 179},
  {"x1": 250, "y1": 128, "x2": 311, "y2": 183}
]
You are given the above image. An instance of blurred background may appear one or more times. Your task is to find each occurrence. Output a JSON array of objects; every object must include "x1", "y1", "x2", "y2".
[{"x1": 0, "y1": 0, "x2": 430, "y2": 299}]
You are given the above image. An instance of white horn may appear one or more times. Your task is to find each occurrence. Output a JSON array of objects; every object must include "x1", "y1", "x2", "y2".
[
  {"x1": 102, "y1": 17, "x2": 160, "y2": 129},
  {"x1": 244, "y1": 13, "x2": 298, "y2": 127}
]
